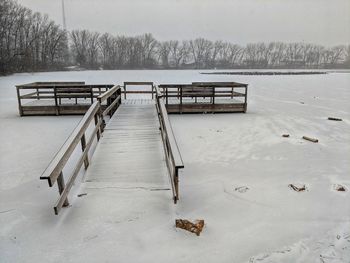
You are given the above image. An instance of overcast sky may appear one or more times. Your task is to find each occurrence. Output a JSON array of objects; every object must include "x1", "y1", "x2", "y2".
[{"x1": 17, "y1": 0, "x2": 350, "y2": 46}]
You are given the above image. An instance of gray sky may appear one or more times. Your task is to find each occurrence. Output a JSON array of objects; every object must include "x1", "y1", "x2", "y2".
[{"x1": 17, "y1": 0, "x2": 350, "y2": 46}]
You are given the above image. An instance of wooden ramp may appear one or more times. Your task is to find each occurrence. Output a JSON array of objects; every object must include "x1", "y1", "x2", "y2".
[{"x1": 84, "y1": 102, "x2": 170, "y2": 193}]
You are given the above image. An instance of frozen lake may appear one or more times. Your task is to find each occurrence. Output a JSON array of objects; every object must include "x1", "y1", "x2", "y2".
[{"x1": 1, "y1": 70, "x2": 350, "y2": 262}]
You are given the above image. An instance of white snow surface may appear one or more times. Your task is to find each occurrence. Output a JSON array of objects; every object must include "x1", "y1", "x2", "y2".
[{"x1": 0, "y1": 70, "x2": 350, "y2": 262}]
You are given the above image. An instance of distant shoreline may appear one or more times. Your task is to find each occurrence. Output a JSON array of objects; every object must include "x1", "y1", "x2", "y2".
[{"x1": 201, "y1": 71, "x2": 328, "y2": 75}]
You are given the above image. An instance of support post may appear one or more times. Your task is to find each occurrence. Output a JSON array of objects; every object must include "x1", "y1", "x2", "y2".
[
  {"x1": 57, "y1": 172, "x2": 69, "y2": 207},
  {"x1": 174, "y1": 169, "x2": 179, "y2": 204},
  {"x1": 94, "y1": 114, "x2": 101, "y2": 141},
  {"x1": 54, "y1": 86, "x2": 59, "y2": 116},
  {"x1": 244, "y1": 85, "x2": 248, "y2": 113},
  {"x1": 81, "y1": 134, "x2": 89, "y2": 169},
  {"x1": 16, "y1": 86, "x2": 23, "y2": 116}
]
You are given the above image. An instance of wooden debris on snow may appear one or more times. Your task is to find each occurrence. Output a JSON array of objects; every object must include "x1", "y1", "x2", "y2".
[
  {"x1": 333, "y1": 184, "x2": 347, "y2": 192},
  {"x1": 282, "y1": 134, "x2": 290, "y2": 138},
  {"x1": 302, "y1": 136, "x2": 318, "y2": 143},
  {"x1": 328, "y1": 117, "x2": 342, "y2": 121},
  {"x1": 289, "y1": 184, "x2": 307, "y2": 192},
  {"x1": 175, "y1": 219, "x2": 205, "y2": 236}
]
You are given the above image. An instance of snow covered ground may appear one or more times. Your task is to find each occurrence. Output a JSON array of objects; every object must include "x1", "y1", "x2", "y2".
[{"x1": 0, "y1": 70, "x2": 349, "y2": 262}]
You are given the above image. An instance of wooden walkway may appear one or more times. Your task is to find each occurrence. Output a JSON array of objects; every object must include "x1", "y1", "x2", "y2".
[
  {"x1": 39, "y1": 81, "x2": 247, "y2": 215},
  {"x1": 85, "y1": 103, "x2": 169, "y2": 190}
]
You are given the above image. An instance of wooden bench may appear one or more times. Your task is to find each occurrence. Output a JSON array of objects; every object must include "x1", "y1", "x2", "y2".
[{"x1": 55, "y1": 86, "x2": 94, "y2": 105}]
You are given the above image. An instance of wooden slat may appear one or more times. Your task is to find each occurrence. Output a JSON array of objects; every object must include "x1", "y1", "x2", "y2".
[{"x1": 124, "y1": 82, "x2": 154, "y2": 86}]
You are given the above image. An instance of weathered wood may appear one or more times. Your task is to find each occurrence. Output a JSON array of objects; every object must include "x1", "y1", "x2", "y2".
[
  {"x1": 57, "y1": 172, "x2": 69, "y2": 207},
  {"x1": 40, "y1": 102, "x2": 100, "y2": 187},
  {"x1": 328, "y1": 117, "x2": 342, "y2": 121},
  {"x1": 156, "y1": 87, "x2": 184, "y2": 202},
  {"x1": 159, "y1": 82, "x2": 248, "y2": 114},
  {"x1": 302, "y1": 136, "x2": 319, "y2": 143},
  {"x1": 54, "y1": 119, "x2": 101, "y2": 214},
  {"x1": 123, "y1": 82, "x2": 154, "y2": 99},
  {"x1": 17, "y1": 83, "x2": 113, "y2": 116},
  {"x1": 81, "y1": 134, "x2": 89, "y2": 169},
  {"x1": 166, "y1": 103, "x2": 246, "y2": 113},
  {"x1": 97, "y1": 85, "x2": 121, "y2": 102}
]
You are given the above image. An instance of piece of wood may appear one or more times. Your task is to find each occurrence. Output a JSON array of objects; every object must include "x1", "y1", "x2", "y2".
[
  {"x1": 175, "y1": 219, "x2": 205, "y2": 236},
  {"x1": 328, "y1": 117, "x2": 342, "y2": 121},
  {"x1": 289, "y1": 184, "x2": 307, "y2": 192},
  {"x1": 302, "y1": 136, "x2": 319, "y2": 143}
]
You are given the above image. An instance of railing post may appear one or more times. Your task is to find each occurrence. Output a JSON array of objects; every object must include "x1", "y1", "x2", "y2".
[
  {"x1": 97, "y1": 98, "x2": 106, "y2": 133},
  {"x1": 180, "y1": 87, "x2": 183, "y2": 114},
  {"x1": 244, "y1": 85, "x2": 248, "y2": 113},
  {"x1": 212, "y1": 87, "x2": 215, "y2": 105},
  {"x1": 16, "y1": 86, "x2": 23, "y2": 116},
  {"x1": 81, "y1": 133, "x2": 90, "y2": 169},
  {"x1": 174, "y1": 169, "x2": 179, "y2": 204},
  {"x1": 57, "y1": 172, "x2": 69, "y2": 207},
  {"x1": 54, "y1": 86, "x2": 59, "y2": 116},
  {"x1": 94, "y1": 113, "x2": 101, "y2": 141},
  {"x1": 166, "y1": 87, "x2": 168, "y2": 106}
]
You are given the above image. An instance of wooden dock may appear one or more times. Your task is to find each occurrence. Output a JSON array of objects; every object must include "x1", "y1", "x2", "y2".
[
  {"x1": 40, "y1": 86, "x2": 184, "y2": 214},
  {"x1": 37, "y1": 81, "x2": 247, "y2": 214},
  {"x1": 17, "y1": 81, "x2": 248, "y2": 116}
]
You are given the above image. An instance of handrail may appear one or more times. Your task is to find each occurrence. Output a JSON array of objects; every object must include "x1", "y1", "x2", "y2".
[
  {"x1": 123, "y1": 81, "x2": 155, "y2": 99},
  {"x1": 155, "y1": 86, "x2": 184, "y2": 203},
  {"x1": 97, "y1": 85, "x2": 120, "y2": 102},
  {"x1": 40, "y1": 101, "x2": 103, "y2": 214},
  {"x1": 98, "y1": 85, "x2": 121, "y2": 117}
]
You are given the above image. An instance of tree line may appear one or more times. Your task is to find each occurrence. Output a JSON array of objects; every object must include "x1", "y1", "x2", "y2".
[
  {"x1": 1, "y1": 0, "x2": 350, "y2": 75},
  {"x1": 0, "y1": 0, "x2": 68, "y2": 74}
]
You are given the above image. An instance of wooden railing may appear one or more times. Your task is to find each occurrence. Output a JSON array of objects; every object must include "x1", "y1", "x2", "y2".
[
  {"x1": 40, "y1": 87, "x2": 121, "y2": 215},
  {"x1": 97, "y1": 85, "x2": 122, "y2": 132},
  {"x1": 158, "y1": 82, "x2": 248, "y2": 113},
  {"x1": 123, "y1": 81, "x2": 155, "y2": 99},
  {"x1": 16, "y1": 82, "x2": 114, "y2": 116},
  {"x1": 155, "y1": 86, "x2": 184, "y2": 203}
]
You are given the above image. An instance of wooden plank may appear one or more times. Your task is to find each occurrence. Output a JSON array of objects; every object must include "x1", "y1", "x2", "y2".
[
  {"x1": 192, "y1": 81, "x2": 248, "y2": 87},
  {"x1": 166, "y1": 103, "x2": 245, "y2": 113},
  {"x1": 124, "y1": 82, "x2": 154, "y2": 86}
]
